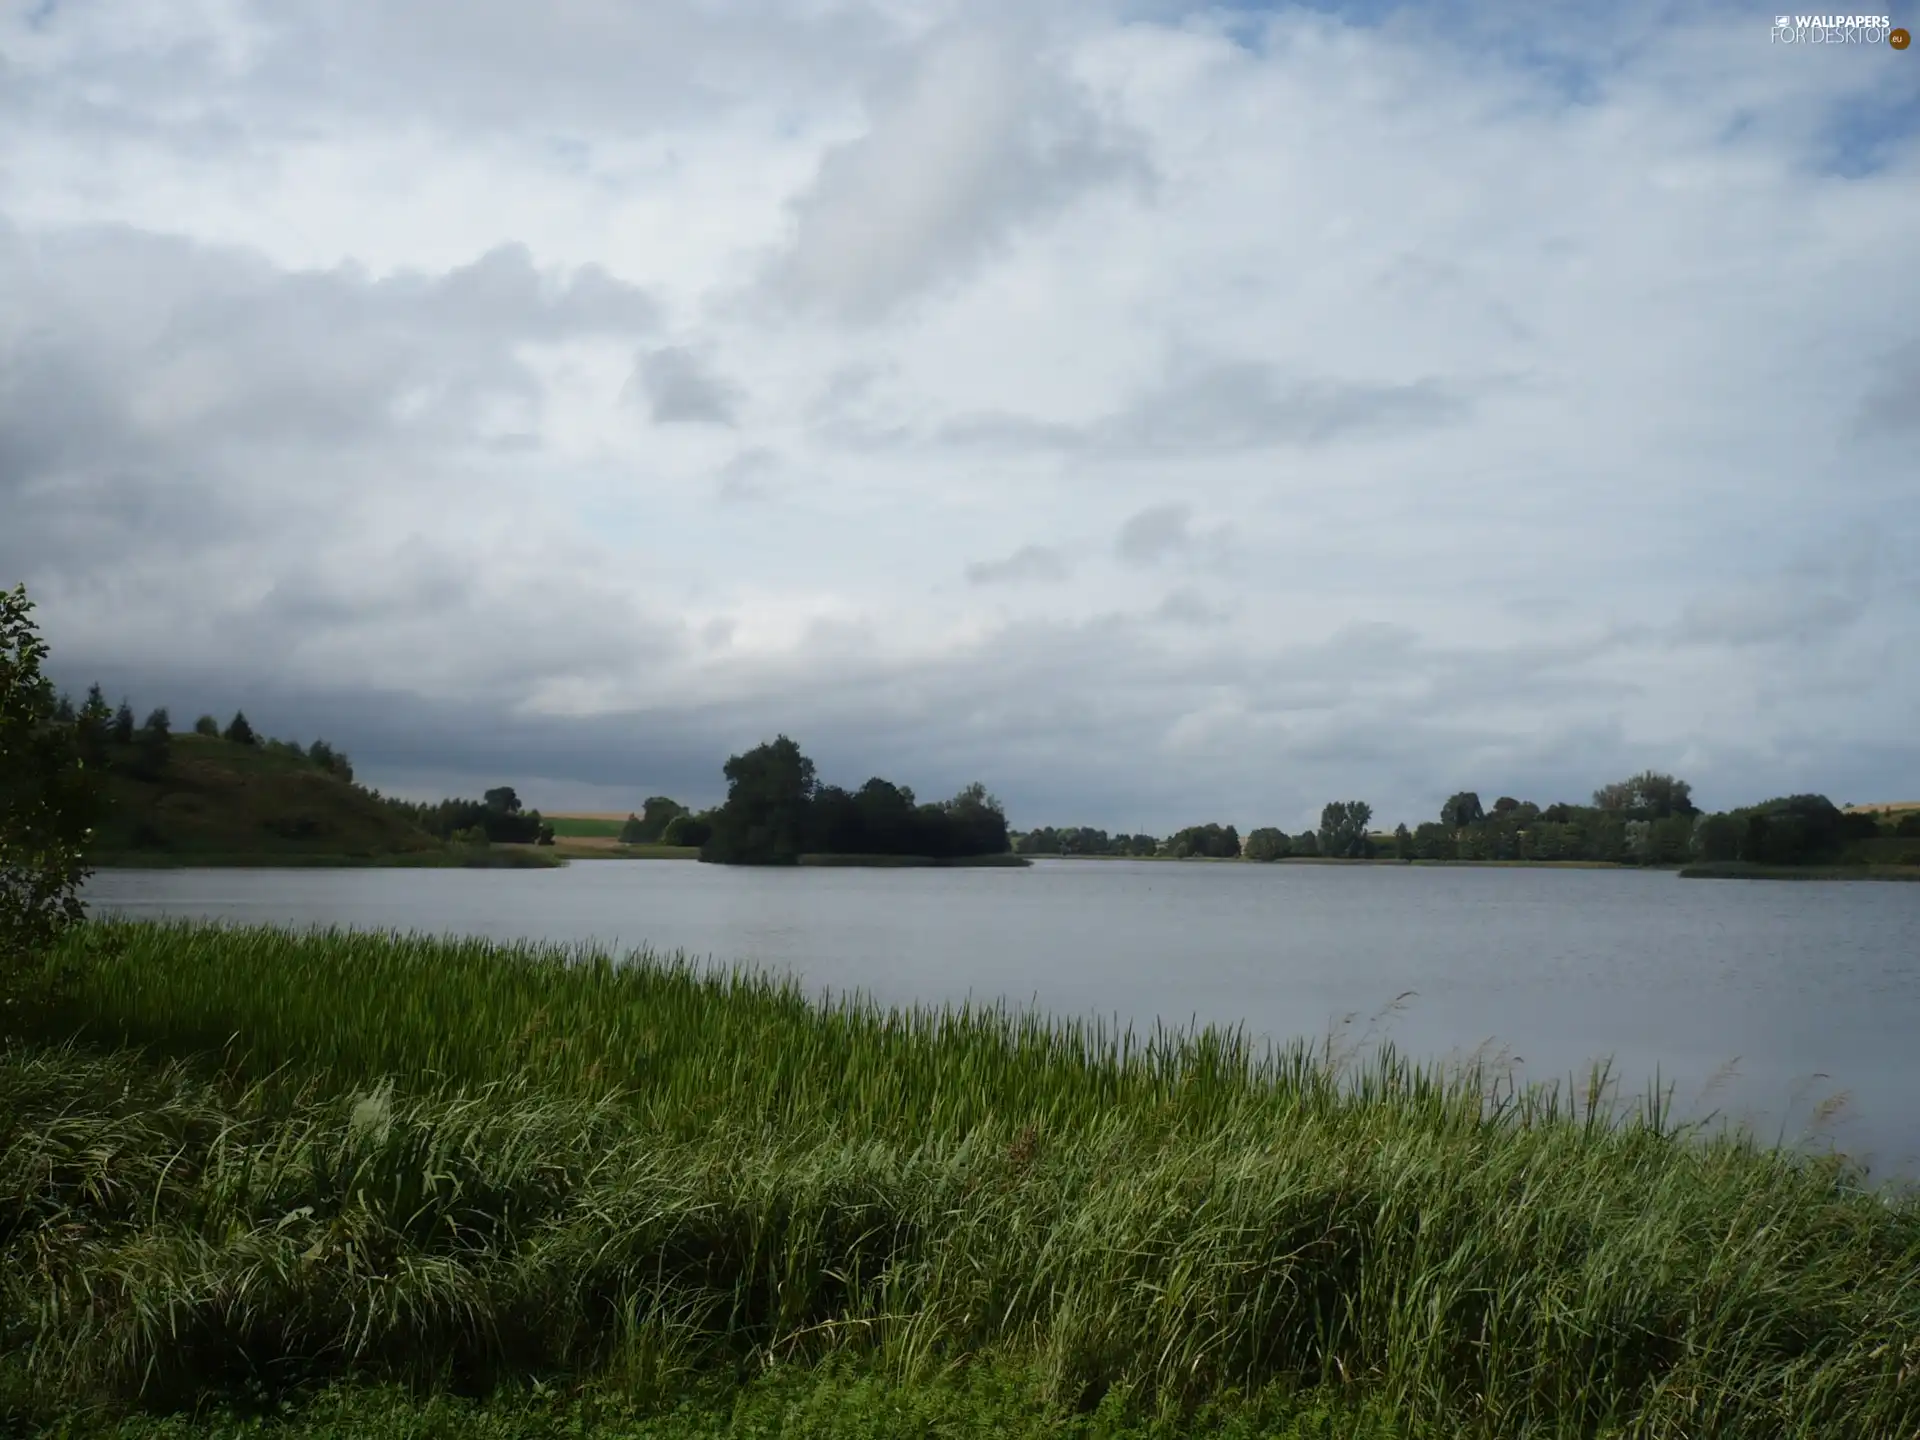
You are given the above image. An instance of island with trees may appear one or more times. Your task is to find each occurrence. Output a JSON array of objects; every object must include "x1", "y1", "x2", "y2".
[{"x1": 694, "y1": 735, "x2": 1025, "y2": 866}]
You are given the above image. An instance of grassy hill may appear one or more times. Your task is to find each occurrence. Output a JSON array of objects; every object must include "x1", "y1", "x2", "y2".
[{"x1": 88, "y1": 733, "x2": 457, "y2": 865}]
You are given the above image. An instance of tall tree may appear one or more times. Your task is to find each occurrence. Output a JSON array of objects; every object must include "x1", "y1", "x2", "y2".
[
  {"x1": 1593, "y1": 771, "x2": 1697, "y2": 820},
  {"x1": 1318, "y1": 801, "x2": 1374, "y2": 859},
  {"x1": 702, "y1": 735, "x2": 817, "y2": 865},
  {"x1": 76, "y1": 684, "x2": 113, "y2": 765},
  {"x1": 0, "y1": 585, "x2": 95, "y2": 990},
  {"x1": 1440, "y1": 791, "x2": 1484, "y2": 830},
  {"x1": 223, "y1": 711, "x2": 257, "y2": 746},
  {"x1": 483, "y1": 786, "x2": 522, "y2": 814}
]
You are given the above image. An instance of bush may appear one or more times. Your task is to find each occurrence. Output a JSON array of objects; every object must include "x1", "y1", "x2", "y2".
[
  {"x1": 0, "y1": 584, "x2": 95, "y2": 996},
  {"x1": 193, "y1": 714, "x2": 220, "y2": 737},
  {"x1": 1243, "y1": 827, "x2": 1291, "y2": 862}
]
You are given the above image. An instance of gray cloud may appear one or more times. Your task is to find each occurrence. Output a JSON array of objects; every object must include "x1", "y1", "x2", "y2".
[
  {"x1": 1153, "y1": 587, "x2": 1228, "y2": 626},
  {"x1": 714, "y1": 447, "x2": 778, "y2": 504},
  {"x1": 1115, "y1": 504, "x2": 1231, "y2": 568},
  {"x1": 1672, "y1": 586, "x2": 1870, "y2": 649},
  {"x1": 965, "y1": 544, "x2": 1072, "y2": 585},
  {"x1": 760, "y1": 27, "x2": 1148, "y2": 321},
  {"x1": 631, "y1": 346, "x2": 740, "y2": 425},
  {"x1": 937, "y1": 358, "x2": 1473, "y2": 458}
]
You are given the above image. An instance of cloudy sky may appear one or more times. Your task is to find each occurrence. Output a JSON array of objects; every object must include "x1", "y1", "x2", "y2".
[{"x1": 3, "y1": 0, "x2": 1916, "y2": 831}]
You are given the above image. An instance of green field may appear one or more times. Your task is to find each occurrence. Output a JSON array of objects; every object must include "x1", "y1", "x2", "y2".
[
  {"x1": 542, "y1": 815, "x2": 632, "y2": 838},
  {"x1": 5, "y1": 921, "x2": 1915, "y2": 1438}
]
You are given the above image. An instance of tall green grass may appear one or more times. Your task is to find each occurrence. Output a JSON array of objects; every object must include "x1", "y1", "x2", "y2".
[{"x1": 4, "y1": 920, "x2": 1917, "y2": 1436}]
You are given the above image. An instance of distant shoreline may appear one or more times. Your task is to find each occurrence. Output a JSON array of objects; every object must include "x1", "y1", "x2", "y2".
[
  {"x1": 89, "y1": 848, "x2": 563, "y2": 870},
  {"x1": 1679, "y1": 861, "x2": 1920, "y2": 882}
]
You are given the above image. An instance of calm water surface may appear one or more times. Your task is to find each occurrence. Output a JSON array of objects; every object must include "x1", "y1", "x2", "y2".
[{"x1": 83, "y1": 860, "x2": 1920, "y2": 1178}]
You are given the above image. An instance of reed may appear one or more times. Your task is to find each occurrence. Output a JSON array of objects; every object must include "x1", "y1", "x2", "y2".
[{"x1": 3, "y1": 920, "x2": 1915, "y2": 1437}]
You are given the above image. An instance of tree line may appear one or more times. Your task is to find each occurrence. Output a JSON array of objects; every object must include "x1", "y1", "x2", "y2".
[
  {"x1": 1016, "y1": 772, "x2": 1911, "y2": 867},
  {"x1": 373, "y1": 786, "x2": 556, "y2": 847},
  {"x1": 50, "y1": 684, "x2": 357, "y2": 785}
]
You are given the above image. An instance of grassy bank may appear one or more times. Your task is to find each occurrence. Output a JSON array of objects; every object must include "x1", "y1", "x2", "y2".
[
  {"x1": 85, "y1": 733, "x2": 447, "y2": 863},
  {"x1": 5, "y1": 921, "x2": 1917, "y2": 1436}
]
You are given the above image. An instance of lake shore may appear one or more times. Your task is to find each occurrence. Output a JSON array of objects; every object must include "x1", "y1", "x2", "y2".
[
  {"x1": 8, "y1": 918, "x2": 1915, "y2": 1439},
  {"x1": 88, "y1": 846, "x2": 563, "y2": 870},
  {"x1": 1679, "y1": 861, "x2": 1920, "y2": 882}
]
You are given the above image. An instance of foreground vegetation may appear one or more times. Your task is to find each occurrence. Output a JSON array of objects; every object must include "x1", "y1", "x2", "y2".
[{"x1": 4, "y1": 920, "x2": 1916, "y2": 1437}]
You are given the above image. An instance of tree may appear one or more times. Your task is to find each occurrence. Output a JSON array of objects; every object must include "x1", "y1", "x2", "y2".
[
  {"x1": 633, "y1": 796, "x2": 688, "y2": 842},
  {"x1": 133, "y1": 707, "x2": 172, "y2": 781},
  {"x1": 1294, "y1": 830, "x2": 1320, "y2": 857},
  {"x1": 52, "y1": 692, "x2": 75, "y2": 723},
  {"x1": 1440, "y1": 791, "x2": 1484, "y2": 831},
  {"x1": 702, "y1": 735, "x2": 817, "y2": 864},
  {"x1": 111, "y1": 699, "x2": 137, "y2": 746},
  {"x1": 76, "y1": 684, "x2": 113, "y2": 765},
  {"x1": 1, "y1": 585, "x2": 96, "y2": 992},
  {"x1": 306, "y1": 739, "x2": 353, "y2": 782},
  {"x1": 662, "y1": 813, "x2": 713, "y2": 847},
  {"x1": 1411, "y1": 821, "x2": 1455, "y2": 860},
  {"x1": 1593, "y1": 771, "x2": 1697, "y2": 820},
  {"x1": 1492, "y1": 796, "x2": 1520, "y2": 815},
  {"x1": 484, "y1": 786, "x2": 522, "y2": 814},
  {"x1": 1393, "y1": 822, "x2": 1414, "y2": 860},
  {"x1": 1318, "y1": 801, "x2": 1374, "y2": 859},
  {"x1": 1167, "y1": 822, "x2": 1240, "y2": 859},
  {"x1": 618, "y1": 813, "x2": 646, "y2": 844},
  {"x1": 1244, "y1": 827, "x2": 1291, "y2": 862},
  {"x1": 223, "y1": 711, "x2": 257, "y2": 745},
  {"x1": 194, "y1": 714, "x2": 220, "y2": 737}
]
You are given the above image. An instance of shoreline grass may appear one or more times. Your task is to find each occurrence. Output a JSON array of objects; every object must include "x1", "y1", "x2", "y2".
[{"x1": 5, "y1": 920, "x2": 1917, "y2": 1436}]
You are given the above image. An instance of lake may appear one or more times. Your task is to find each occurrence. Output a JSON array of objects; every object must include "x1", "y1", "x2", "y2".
[{"x1": 82, "y1": 860, "x2": 1920, "y2": 1180}]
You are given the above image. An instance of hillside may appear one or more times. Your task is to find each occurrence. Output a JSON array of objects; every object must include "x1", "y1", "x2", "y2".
[{"x1": 89, "y1": 733, "x2": 447, "y2": 863}]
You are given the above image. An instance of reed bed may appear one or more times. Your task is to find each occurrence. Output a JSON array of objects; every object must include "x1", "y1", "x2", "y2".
[{"x1": 2, "y1": 919, "x2": 1916, "y2": 1437}]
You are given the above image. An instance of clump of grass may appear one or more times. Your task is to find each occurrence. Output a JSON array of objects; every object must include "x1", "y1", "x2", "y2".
[{"x1": 3, "y1": 920, "x2": 1916, "y2": 1437}]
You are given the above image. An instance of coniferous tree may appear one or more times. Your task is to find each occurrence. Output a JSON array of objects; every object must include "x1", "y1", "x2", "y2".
[
  {"x1": 134, "y1": 707, "x2": 172, "y2": 780},
  {"x1": 223, "y1": 711, "x2": 257, "y2": 745},
  {"x1": 76, "y1": 685, "x2": 113, "y2": 765},
  {"x1": 111, "y1": 699, "x2": 137, "y2": 746}
]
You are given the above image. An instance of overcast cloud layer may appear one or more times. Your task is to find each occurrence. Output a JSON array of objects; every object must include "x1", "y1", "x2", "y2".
[{"x1": 3, "y1": 0, "x2": 1917, "y2": 830}]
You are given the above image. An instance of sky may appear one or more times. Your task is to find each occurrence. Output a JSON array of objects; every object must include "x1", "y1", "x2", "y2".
[{"x1": 2, "y1": 0, "x2": 1917, "y2": 832}]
